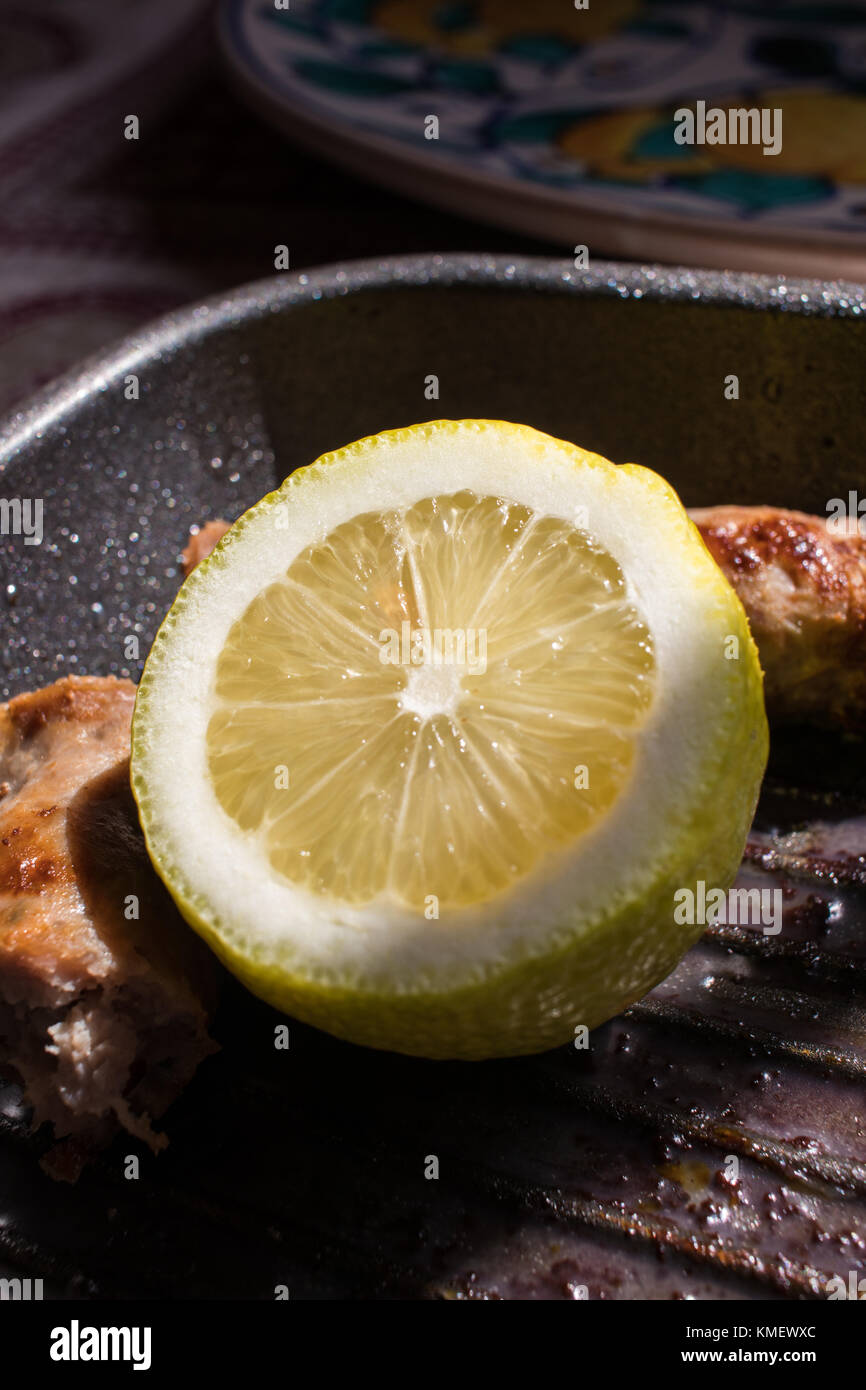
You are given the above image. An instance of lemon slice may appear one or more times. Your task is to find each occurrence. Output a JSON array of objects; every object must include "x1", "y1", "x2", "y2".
[{"x1": 132, "y1": 421, "x2": 767, "y2": 1059}]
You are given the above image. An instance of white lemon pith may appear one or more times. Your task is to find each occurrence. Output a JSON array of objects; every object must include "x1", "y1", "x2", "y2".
[{"x1": 131, "y1": 421, "x2": 768, "y2": 1059}]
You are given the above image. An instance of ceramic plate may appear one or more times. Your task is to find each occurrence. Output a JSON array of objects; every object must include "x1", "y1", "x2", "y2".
[{"x1": 219, "y1": 0, "x2": 866, "y2": 278}]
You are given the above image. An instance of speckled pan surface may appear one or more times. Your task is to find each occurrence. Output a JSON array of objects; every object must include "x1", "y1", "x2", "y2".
[{"x1": 1, "y1": 254, "x2": 866, "y2": 1298}]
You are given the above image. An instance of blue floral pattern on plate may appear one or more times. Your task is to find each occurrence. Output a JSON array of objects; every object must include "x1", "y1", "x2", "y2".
[{"x1": 224, "y1": 0, "x2": 866, "y2": 236}]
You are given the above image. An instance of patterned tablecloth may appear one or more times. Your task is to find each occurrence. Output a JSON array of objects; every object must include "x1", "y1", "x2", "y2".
[{"x1": 0, "y1": 0, "x2": 544, "y2": 417}]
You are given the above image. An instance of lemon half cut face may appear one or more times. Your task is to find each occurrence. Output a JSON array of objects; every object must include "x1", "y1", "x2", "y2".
[
  {"x1": 132, "y1": 421, "x2": 767, "y2": 1059},
  {"x1": 206, "y1": 492, "x2": 656, "y2": 912}
]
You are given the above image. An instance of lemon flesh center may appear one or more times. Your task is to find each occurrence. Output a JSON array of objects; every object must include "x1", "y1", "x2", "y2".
[{"x1": 206, "y1": 491, "x2": 655, "y2": 909}]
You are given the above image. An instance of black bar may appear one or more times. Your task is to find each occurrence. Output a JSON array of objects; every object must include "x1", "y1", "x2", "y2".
[{"x1": 2, "y1": 1296, "x2": 860, "y2": 1376}]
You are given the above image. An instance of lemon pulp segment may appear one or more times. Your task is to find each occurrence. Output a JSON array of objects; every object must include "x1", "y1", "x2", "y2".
[{"x1": 206, "y1": 491, "x2": 655, "y2": 909}]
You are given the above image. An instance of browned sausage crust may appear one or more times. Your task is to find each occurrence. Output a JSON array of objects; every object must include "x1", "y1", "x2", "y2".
[
  {"x1": 0, "y1": 676, "x2": 218, "y2": 1167},
  {"x1": 181, "y1": 519, "x2": 231, "y2": 577},
  {"x1": 691, "y1": 506, "x2": 866, "y2": 730}
]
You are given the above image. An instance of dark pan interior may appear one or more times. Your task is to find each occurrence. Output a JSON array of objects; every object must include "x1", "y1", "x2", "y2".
[{"x1": 1, "y1": 256, "x2": 865, "y2": 1298}]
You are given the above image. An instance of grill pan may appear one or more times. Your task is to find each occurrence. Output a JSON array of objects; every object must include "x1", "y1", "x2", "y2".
[{"x1": 1, "y1": 255, "x2": 864, "y2": 1299}]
